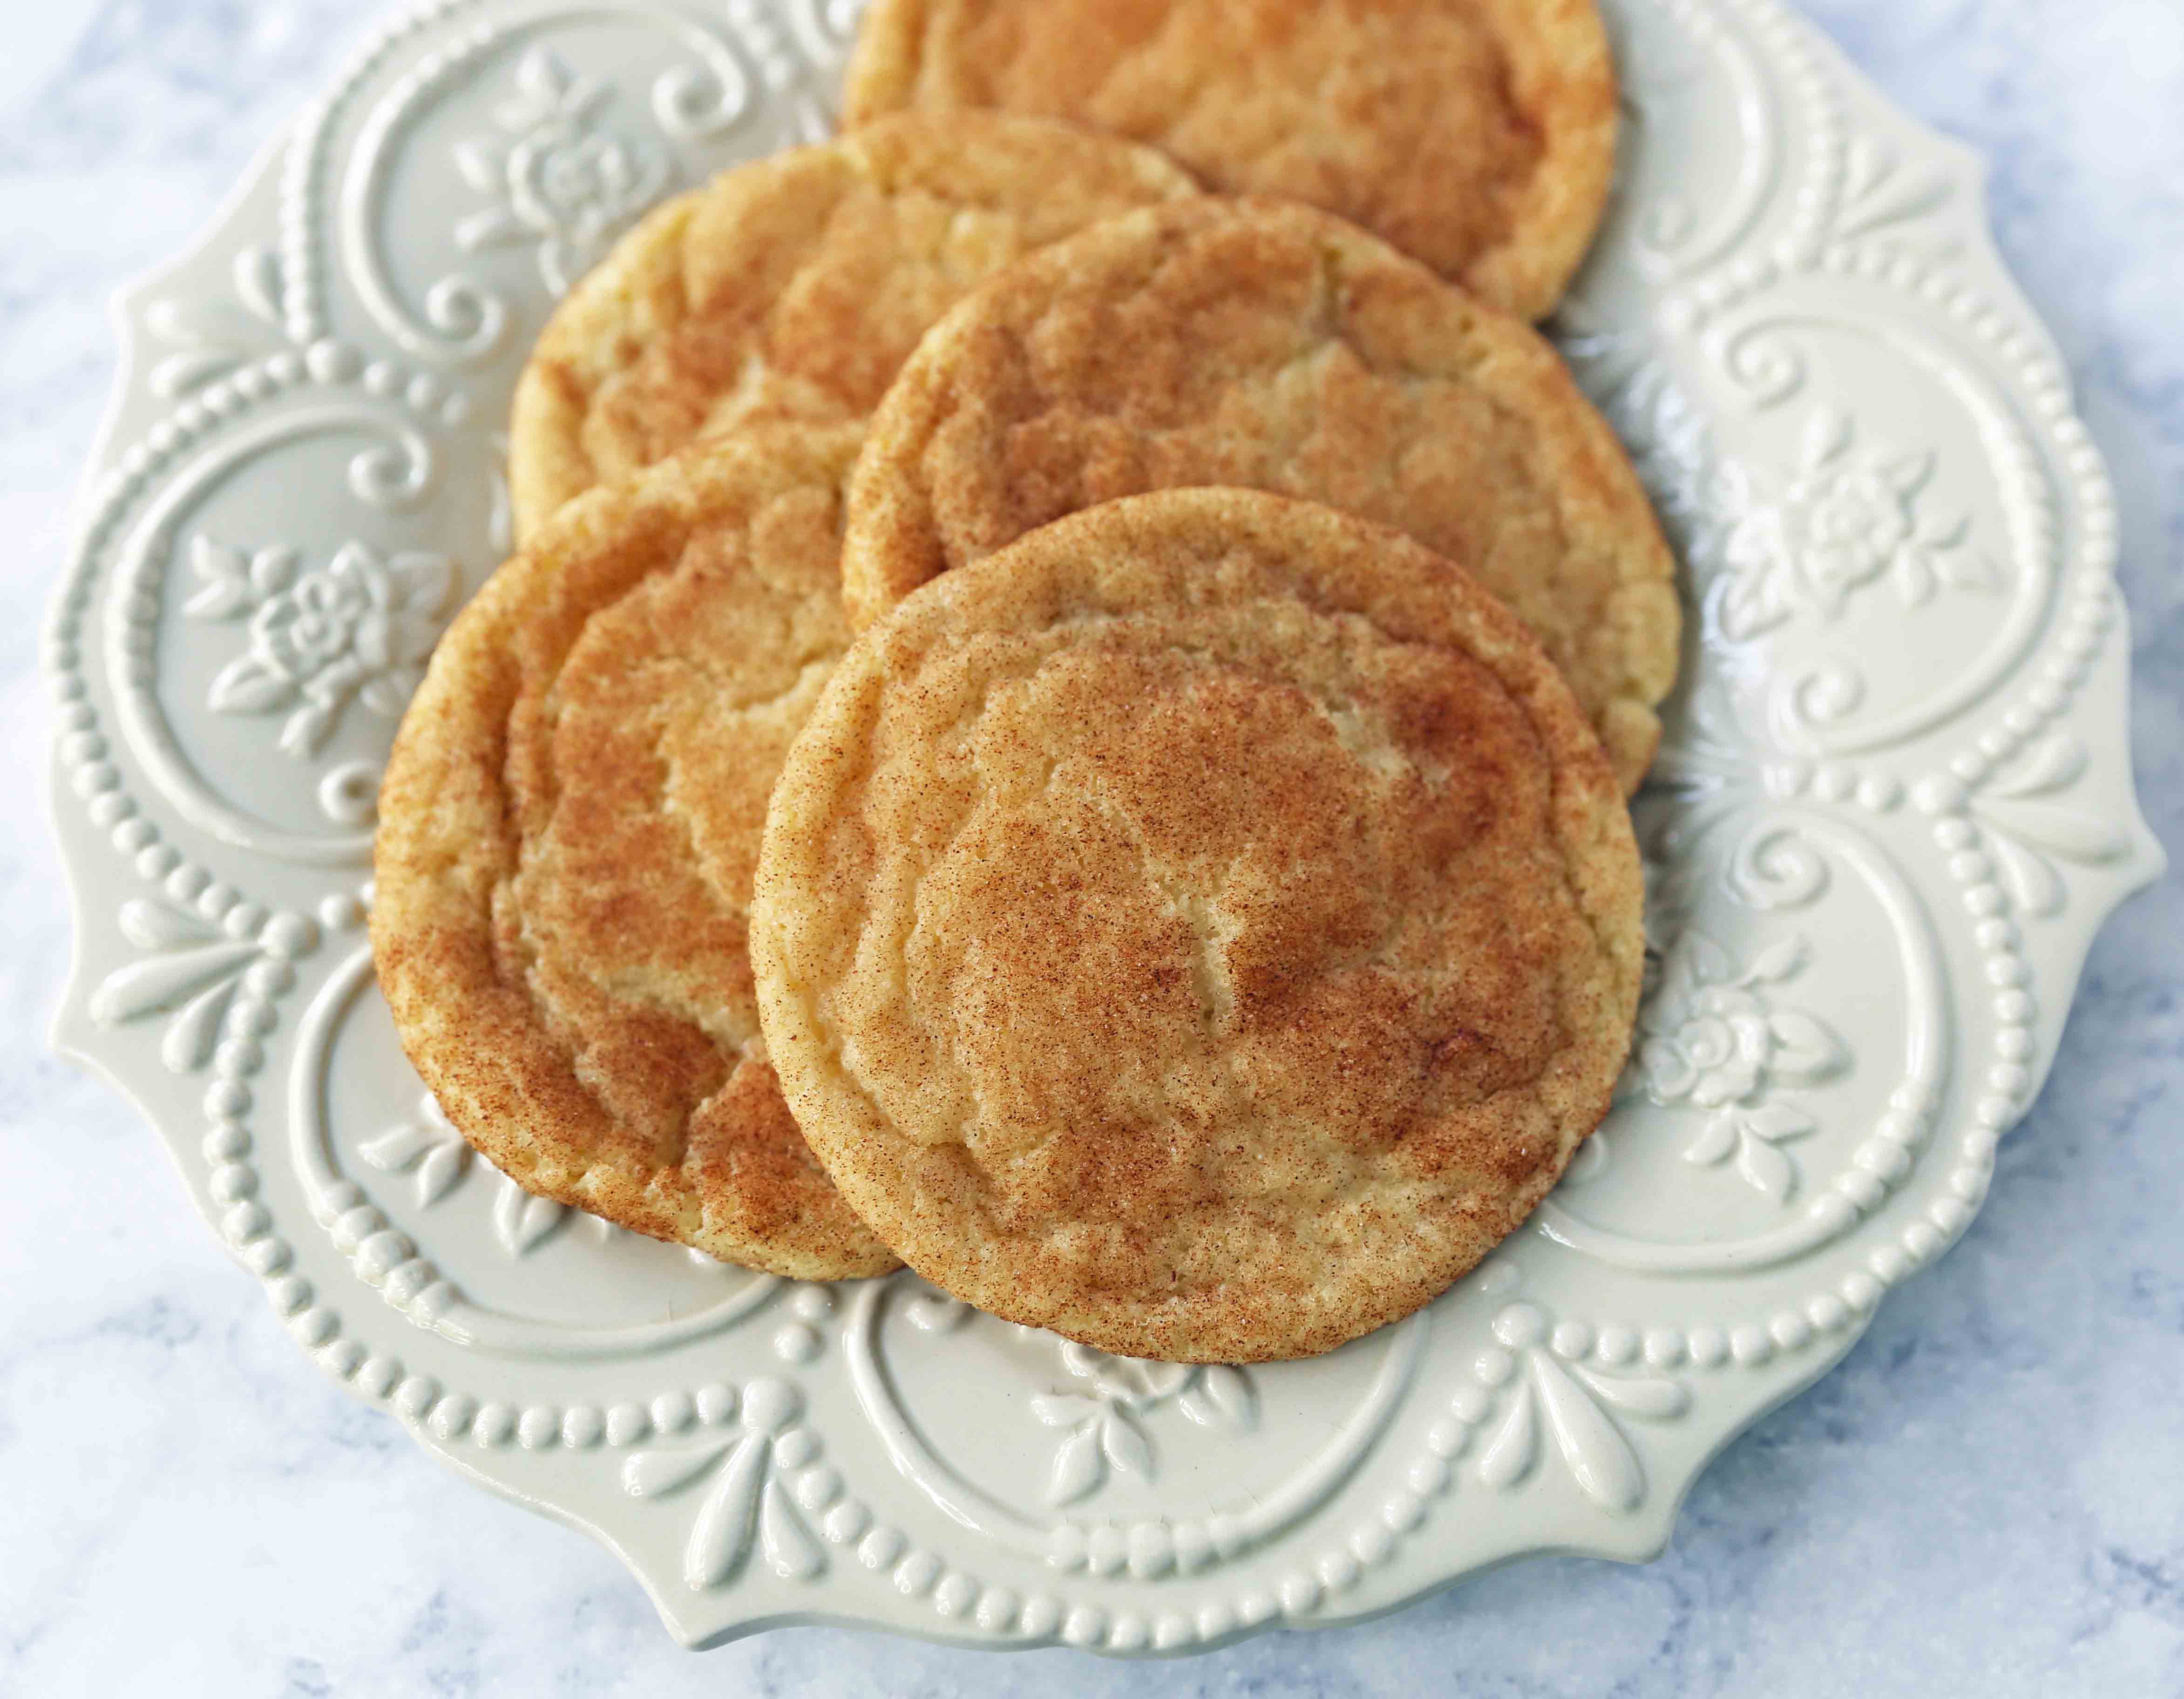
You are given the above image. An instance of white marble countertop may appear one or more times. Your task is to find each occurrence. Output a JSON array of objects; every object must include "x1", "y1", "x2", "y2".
[{"x1": 4, "y1": 2, "x2": 2179, "y2": 1693}]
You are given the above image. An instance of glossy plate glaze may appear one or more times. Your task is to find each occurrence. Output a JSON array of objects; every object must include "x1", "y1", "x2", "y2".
[{"x1": 47, "y1": 0, "x2": 2163, "y2": 1654}]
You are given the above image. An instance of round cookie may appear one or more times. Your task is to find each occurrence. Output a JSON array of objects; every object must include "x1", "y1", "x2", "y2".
[
  {"x1": 507, "y1": 111, "x2": 1198, "y2": 543},
  {"x1": 753, "y1": 489, "x2": 1644, "y2": 1361},
  {"x1": 841, "y1": 196, "x2": 1680, "y2": 793},
  {"x1": 372, "y1": 424, "x2": 896, "y2": 1279},
  {"x1": 841, "y1": 0, "x2": 1616, "y2": 319}
]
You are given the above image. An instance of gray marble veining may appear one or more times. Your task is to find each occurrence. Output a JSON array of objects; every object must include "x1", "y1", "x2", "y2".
[{"x1": 3, "y1": 1, "x2": 2178, "y2": 1692}]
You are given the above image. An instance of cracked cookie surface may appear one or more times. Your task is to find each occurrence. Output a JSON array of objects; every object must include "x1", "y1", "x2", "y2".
[
  {"x1": 372, "y1": 424, "x2": 897, "y2": 1278},
  {"x1": 842, "y1": 197, "x2": 1680, "y2": 793},
  {"x1": 842, "y1": 0, "x2": 1617, "y2": 319},
  {"x1": 506, "y1": 111, "x2": 1197, "y2": 543},
  {"x1": 754, "y1": 489, "x2": 1642, "y2": 1359}
]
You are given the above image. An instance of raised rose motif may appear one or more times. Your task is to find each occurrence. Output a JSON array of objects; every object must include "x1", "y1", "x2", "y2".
[
  {"x1": 188, "y1": 537, "x2": 453, "y2": 757},
  {"x1": 454, "y1": 48, "x2": 671, "y2": 297},
  {"x1": 1634, "y1": 930, "x2": 1848, "y2": 1203},
  {"x1": 1713, "y1": 405, "x2": 1989, "y2": 639},
  {"x1": 1640, "y1": 965, "x2": 1771, "y2": 1108}
]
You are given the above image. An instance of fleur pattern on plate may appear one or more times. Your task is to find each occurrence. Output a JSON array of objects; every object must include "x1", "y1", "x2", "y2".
[
  {"x1": 622, "y1": 1379, "x2": 825, "y2": 1590},
  {"x1": 1475, "y1": 1301, "x2": 1689, "y2": 1515},
  {"x1": 454, "y1": 48, "x2": 671, "y2": 297},
  {"x1": 1635, "y1": 930, "x2": 1848, "y2": 1203},
  {"x1": 143, "y1": 246, "x2": 288, "y2": 399},
  {"x1": 187, "y1": 536, "x2": 453, "y2": 756},
  {"x1": 1715, "y1": 405, "x2": 1991, "y2": 639},
  {"x1": 1947, "y1": 734, "x2": 2133, "y2": 918},
  {"x1": 87, "y1": 899, "x2": 287, "y2": 1072}
]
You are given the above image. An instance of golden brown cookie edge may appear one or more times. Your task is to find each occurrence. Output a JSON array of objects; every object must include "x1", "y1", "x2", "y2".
[{"x1": 373, "y1": 428, "x2": 901, "y2": 1280}]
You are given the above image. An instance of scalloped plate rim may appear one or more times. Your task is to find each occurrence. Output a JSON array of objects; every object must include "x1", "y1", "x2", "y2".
[{"x1": 40, "y1": 0, "x2": 2169, "y2": 1657}]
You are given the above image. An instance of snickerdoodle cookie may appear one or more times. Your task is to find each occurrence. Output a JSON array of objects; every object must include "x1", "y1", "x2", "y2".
[
  {"x1": 753, "y1": 489, "x2": 1642, "y2": 1359},
  {"x1": 372, "y1": 424, "x2": 896, "y2": 1278},
  {"x1": 506, "y1": 111, "x2": 1197, "y2": 542},
  {"x1": 842, "y1": 0, "x2": 1616, "y2": 319}
]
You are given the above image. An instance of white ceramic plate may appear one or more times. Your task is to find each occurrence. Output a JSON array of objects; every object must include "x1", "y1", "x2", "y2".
[{"x1": 48, "y1": 0, "x2": 2163, "y2": 1655}]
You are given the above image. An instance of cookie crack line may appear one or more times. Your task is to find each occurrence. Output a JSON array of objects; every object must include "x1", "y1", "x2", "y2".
[{"x1": 1078, "y1": 778, "x2": 1239, "y2": 1038}]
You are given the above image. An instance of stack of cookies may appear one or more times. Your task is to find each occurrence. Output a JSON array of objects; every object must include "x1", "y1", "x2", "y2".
[{"x1": 372, "y1": 0, "x2": 1677, "y2": 1364}]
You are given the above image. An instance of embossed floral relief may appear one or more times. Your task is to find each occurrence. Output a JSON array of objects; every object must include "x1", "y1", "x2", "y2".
[
  {"x1": 454, "y1": 48, "x2": 671, "y2": 298},
  {"x1": 1562, "y1": 339, "x2": 1996, "y2": 651},
  {"x1": 1632, "y1": 929, "x2": 1847, "y2": 1203},
  {"x1": 359, "y1": 1092, "x2": 472, "y2": 1207},
  {"x1": 187, "y1": 537, "x2": 453, "y2": 756},
  {"x1": 1033, "y1": 1345, "x2": 1257, "y2": 1507},
  {"x1": 901, "y1": 1292, "x2": 1258, "y2": 1507},
  {"x1": 1713, "y1": 406, "x2": 1991, "y2": 640}
]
